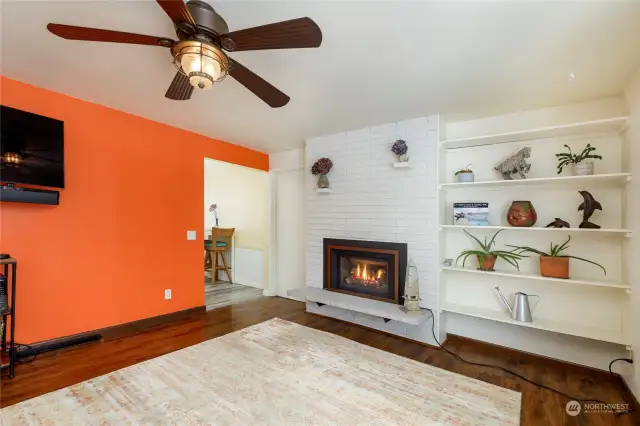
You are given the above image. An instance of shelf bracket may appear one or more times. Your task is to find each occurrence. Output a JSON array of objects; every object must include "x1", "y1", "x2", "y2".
[
  {"x1": 626, "y1": 289, "x2": 632, "y2": 295},
  {"x1": 383, "y1": 318, "x2": 391, "y2": 323},
  {"x1": 316, "y1": 302, "x2": 325, "y2": 307},
  {"x1": 626, "y1": 345, "x2": 632, "y2": 352},
  {"x1": 626, "y1": 175, "x2": 632, "y2": 184},
  {"x1": 625, "y1": 232, "x2": 633, "y2": 239}
]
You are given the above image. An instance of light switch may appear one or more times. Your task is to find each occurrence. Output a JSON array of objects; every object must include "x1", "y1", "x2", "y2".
[{"x1": 187, "y1": 230, "x2": 197, "y2": 240}]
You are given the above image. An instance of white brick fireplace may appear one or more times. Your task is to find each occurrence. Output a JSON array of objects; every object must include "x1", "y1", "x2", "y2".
[{"x1": 304, "y1": 116, "x2": 440, "y2": 345}]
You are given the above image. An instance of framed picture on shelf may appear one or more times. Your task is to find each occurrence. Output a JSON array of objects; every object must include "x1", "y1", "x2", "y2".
[{"x1": 453, "y1": 203, "x2": 489, "y2": 226}]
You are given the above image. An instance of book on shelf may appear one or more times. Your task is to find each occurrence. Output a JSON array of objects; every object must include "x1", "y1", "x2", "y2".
[{"x1": 453, "y1": 203, "x2": 490, "y2": 226}]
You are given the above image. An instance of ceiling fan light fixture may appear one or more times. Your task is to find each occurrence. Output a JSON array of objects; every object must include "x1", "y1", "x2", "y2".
[
  {"x1": 172, "y1": 41, "x2": 228, "y2": 90},
  {"x1": 1, "y1": 152, "x2": 23, "y2": 167}
]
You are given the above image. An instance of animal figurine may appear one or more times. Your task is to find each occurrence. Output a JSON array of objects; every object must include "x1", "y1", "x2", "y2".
[
  {"x1": 545, "y1": 218, "x2": 571, "y2": 228},
  {"x1": 494, "y1": 147, "x2": 532, "y2": 180},
  {"x1": 578, "y1": 190, "x2": 602, "y2": 229}
]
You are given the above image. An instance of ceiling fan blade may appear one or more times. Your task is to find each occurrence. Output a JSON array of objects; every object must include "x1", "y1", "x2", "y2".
[
  {"x1": 47, "y1": 24, "x2": 173, "y2": 46},
  {"x1": 156, "y1": 0, "x2": 195, "y2": 25},
  {"x1": 229, "y1": 60, "x2": 289, "y2": 108},
  {"x1": 165, "y1": 72, "x2": 194, "y2": 100},
  {"x1": 223, "y1": 17, "x2": 321, "y2": 51}
]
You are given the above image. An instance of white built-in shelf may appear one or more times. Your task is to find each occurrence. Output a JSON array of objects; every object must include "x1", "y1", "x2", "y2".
[
  {"x1": 315, "y1": 188, "x2": 332, "y2": 194},
  {"x1": 439, "y1": 225, "x2": 632, "y2": 237},
  {"x1": 440, "y1": 267, "x2": 629, "y2": 290},
  {"x1": 393, "y1": 162, "x2": 411, "y2": 169},
  {"x1": 301, "y1": 287, "x2": 429, "y2": 325},
  {"x1": 440, "y1": 116, "x2": 629, "y2": 149},
  {"x1": 442, "y1": 303, "x2": 625, "y2": 345},
  {"x1": 440, "y1": 173, "x2": 631, "y2": 189}
]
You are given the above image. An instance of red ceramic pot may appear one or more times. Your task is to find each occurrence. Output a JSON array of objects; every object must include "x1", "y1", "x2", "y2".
[{"x1": 507, "y1": 201, "x2": 537, "y2": 227}]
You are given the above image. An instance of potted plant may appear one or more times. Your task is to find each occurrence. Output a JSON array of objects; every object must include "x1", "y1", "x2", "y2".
[
  {"x1": 455, "y1": 165, "x2": 474, "y2": 182},
  {"x1": 508, "y1": 236, "x2": 606, "y2": 279},
  {"x1": 391, "y1": 140, "x2": 409, "y2": 162},
  {"x1": 556, "y1": 144, "x2": 602, "y2": 176},
  {"x1": 456, "y1": 230, "x2": 525, "y2": 271},
  {"x1": 311, "y1": 157, "x2": 333, "y2": 188}
]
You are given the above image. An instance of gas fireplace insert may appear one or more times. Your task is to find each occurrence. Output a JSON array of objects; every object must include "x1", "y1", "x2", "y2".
[{"x1": 323, "y1": 238, "x2": 407, "y2": 304}]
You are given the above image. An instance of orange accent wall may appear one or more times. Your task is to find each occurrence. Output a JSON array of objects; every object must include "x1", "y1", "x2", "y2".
[{"x1": 0, "y1": 76, "x2": 268, "y2": 343}]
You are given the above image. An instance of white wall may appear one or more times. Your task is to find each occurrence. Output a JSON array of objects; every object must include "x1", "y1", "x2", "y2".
[
  {"x1": 270, "y1": 149, "x2": 306, "y2": 299},
  {"x1": 621, "y1": 68, "x2": 640, "y2": 397},
  {"x1": 204, "y1": 159, "x2": 269, "y2": 288},
  {"x1": 442, "y1": 97, "x2": 627, "y2": 141},
  {"x1": 304, "y1": 117, "x2": 440, "y2": 344}
]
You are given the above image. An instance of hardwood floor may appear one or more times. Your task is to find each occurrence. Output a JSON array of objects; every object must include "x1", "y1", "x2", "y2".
[
  {"x1": 1, "y1": 297, "x2": 637, "y2": 426},
  {"x1": 204, "y1": 277, "x2": 264, "y2": 310}
]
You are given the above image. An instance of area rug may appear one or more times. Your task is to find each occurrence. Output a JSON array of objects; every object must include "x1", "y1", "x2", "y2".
[{"x1": 1, "y1": 318, "x2": 520, "y2": 425}]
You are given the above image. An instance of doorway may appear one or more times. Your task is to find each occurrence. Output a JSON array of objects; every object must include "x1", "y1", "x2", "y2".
[{"x1": 204, "y1": 158, "x2": 269, "y2": 310}]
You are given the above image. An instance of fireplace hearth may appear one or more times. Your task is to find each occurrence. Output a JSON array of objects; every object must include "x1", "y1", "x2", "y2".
[{"x1": 324, "y1": 238, "x2": 407, "y2": 304}]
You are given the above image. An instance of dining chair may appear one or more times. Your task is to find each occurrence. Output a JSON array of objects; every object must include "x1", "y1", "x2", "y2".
[{"x1": 205, "y1": 227, "x2": 235, "y2": 286}]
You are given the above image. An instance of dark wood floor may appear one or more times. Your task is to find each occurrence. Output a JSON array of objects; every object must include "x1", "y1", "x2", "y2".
[{"x1": 1, "y1": 297, "x2": 637, "y2": 426}]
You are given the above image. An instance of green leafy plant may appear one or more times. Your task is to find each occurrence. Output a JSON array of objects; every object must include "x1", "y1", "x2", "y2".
[
  {"x1": 556, "y1": 144, "x2": 602, "y2": 174},
  {"x1": 507, "y1": 236, "x2": 606, "y2": 274},
  {"x1": 456, "y1": 230, "x2": 525, "y2": 270},
  {"x1": 454, "y1": 164, "x2": 473, "y2": 176}
]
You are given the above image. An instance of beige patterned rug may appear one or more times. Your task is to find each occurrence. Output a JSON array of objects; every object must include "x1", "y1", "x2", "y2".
[{"x1": 2, "y1": 318, "x2": 520, "y2": 425}]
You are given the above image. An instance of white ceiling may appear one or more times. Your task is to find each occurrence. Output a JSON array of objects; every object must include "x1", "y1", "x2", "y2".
[{"x1": 2, "y1": 1, "x2": 640, "y2": 153}]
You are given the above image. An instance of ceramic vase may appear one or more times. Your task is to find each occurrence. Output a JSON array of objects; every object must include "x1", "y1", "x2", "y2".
[
  {"x1": 507, "y1": 201, "x2": 537, "y2": 227},
  {"x1": 457, "y1": 172, "x2": 475, "y2": 183},
  {"x1": 397, "y1": 154, "x2": 409, "y2": 162},
  {"x1": 572, "y1": 162, "x2": 594, "y2": 176},
  {"x1": 317, "y1": 174, "x2": 330, "y2": 188}
]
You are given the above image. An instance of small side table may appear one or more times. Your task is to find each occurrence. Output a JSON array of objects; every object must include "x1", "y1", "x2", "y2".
[{"x1": 0, "y1": 257, "x2": 17, "y2": 378}]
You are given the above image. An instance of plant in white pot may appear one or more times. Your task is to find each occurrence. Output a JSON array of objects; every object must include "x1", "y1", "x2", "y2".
[
  {"x1": 556, "y1": 144, "x2": 602, "y2": 176},
  {"x1": 455, "y1": 165, "x2": 474, "y2": 182}
]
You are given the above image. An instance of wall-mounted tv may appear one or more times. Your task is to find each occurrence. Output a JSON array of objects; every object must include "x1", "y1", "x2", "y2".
[{"x1": 1, "y1": 105, "x2": 64, "y2": 188}]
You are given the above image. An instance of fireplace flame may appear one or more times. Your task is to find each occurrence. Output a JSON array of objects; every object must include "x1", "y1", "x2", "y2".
[{"x1": 351, "y1": 262, "x2": 384, "y2": 287}]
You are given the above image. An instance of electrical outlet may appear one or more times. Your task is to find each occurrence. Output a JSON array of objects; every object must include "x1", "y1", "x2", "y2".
[
  {"x1": 187, "y1": 230, "x2": 196, "y2": 240},
  {"x1": 164, "y1": 289, "x2": 172, "y2": 300}
]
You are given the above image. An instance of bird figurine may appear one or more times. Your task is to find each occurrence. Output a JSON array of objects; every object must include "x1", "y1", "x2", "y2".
[
  {"x1": 578, "y1": 191, "x2": 602, "y2": 229},
  {"x1": 545, "y1": 218, "x2": 571, "y2": 228}
]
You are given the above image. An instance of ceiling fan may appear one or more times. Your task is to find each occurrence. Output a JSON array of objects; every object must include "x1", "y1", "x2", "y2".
[{"x1": 46, "y1": 0, "x2": 322, "y2": 107}]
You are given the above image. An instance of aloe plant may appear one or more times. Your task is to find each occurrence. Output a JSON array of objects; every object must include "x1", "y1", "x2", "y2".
[
  {"x1": 507, "y1": 236, "x2": 606, "y2": 275},
  {"x1": 456, "y1": 230, "x2": 525, "y2": 270}
]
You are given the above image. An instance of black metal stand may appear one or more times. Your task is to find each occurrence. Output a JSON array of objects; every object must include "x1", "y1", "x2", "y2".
[{"x1": 1, "y1": 257, "x2": 17, "y2": 378}]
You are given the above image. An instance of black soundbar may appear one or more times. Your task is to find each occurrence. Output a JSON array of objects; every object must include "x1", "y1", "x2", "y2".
[{"x1": 0, "y1": 185, "x2": 59, "y2": 205}]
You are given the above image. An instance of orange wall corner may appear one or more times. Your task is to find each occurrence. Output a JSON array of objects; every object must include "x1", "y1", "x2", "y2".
[{"x1": 0, "y1": 76, "x2": 269, "y2": 343}]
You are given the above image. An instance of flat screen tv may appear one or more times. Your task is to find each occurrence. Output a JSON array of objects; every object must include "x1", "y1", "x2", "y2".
[{"x1": 1, "y1": 105, "x2": 64, "y2": 188}]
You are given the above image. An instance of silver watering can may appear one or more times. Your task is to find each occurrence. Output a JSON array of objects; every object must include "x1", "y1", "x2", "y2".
[{"x1": 494, "y1": 286, "x2": 539, "y2": 322}]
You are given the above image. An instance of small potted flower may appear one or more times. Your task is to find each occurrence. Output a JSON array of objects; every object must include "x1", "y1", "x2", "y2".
[
  {"x1": 556, "y1": 144, "x2": 602, "y2": 176},
  {"x1": 209, "y1": 204, "x2": 219, "y2": 227},
  {"x1": 455, "y1": 165, "x2": 474, "y2": 182},
  {"x1": 391, "y1": 140, "x2": 409, "y2": 162},
  {"x1": 311, "y1": 157, "x2": 333, "y2": 188}
]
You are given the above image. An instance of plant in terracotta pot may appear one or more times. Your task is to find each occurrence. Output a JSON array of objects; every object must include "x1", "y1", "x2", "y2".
[
  {"x1": 556, "y1": 144, "x2": 602, "y2": 176},
  {"x1": 311, "y1": 157, "x2": 333, "y2": 188},
  {"x1": 456, "y1": 230, "x2": 525, "y2": 271},
  {"x1": 507, "y1": 236, "x2": 606, "y2": 279},
  {"x1": 455, "y1": 165, "x2": 474, "y2": 182}
]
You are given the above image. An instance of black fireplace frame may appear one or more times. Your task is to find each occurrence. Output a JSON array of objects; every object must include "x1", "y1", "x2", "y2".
[{"x1": 323, "y1": 238, "x2": 408, "y2": 305}]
